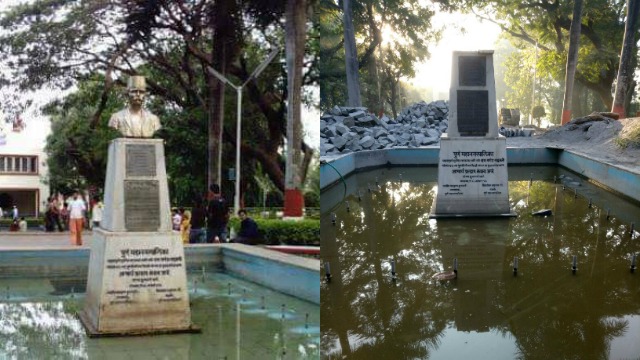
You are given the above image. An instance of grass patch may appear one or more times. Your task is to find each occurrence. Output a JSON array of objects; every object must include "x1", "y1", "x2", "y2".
[
  {"x1": 615, "y1": 118, "x2": 640, "y2": 148},
  {"x1": 228, "y1": 218, "x2": 319, "y2": 246}
]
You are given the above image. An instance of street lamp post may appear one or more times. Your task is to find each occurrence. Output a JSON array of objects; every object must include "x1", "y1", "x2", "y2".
[{"x1": 207, "y1": 48, "x2": 279, "y2": 215}]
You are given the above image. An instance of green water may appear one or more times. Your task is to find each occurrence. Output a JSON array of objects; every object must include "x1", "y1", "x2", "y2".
[
  {"x1": 321, "y1": 166, "x2": 640, "y2": 359},
  {"x1": 0, "y1": 272, "x2": 320, "y2": 359}
]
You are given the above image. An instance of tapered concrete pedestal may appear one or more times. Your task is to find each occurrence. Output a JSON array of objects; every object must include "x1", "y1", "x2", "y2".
[
  {"x1": 430, "y1": 51, "x2": 515, "y2": 218},
  {"x1": 80, "y1": 138, "x2": 198, "y2": 336}
]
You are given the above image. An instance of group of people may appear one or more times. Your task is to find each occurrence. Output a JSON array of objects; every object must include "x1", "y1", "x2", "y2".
[
  {"x1": 1, "y1": 205, "x2": 29, "y2": 232},
  {"x1": 173, "y1": 184, "x2": 260, "y2": 245},
  {"x1": 44, "y1": 191, "x2": 103, "y2": 246},
  {"x1": 16, "y1": 183, "x2": 259, "y2": 247}
]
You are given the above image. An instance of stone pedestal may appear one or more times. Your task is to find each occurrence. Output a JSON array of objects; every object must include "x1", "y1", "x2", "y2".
[
  {"x1": 431, "y1": 135, "x2": 513, "y2": 216},
  {"x1": 431, "y1": 50, "x2": 515, "y2": 217},
  {"x1": 80, "y1": 138, "x2": 197, "y2": 336}
]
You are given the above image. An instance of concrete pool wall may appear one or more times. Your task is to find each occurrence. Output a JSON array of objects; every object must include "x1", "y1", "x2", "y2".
[
  {"x1": 0, "y1": 244, "x2": 320, "y2": 305},
  {"x1": 320, "y1": 147, "x2": 640, "y2": 202}
]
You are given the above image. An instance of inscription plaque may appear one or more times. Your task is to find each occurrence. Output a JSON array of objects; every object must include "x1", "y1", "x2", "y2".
[
  {"x1": 457, "y1": 90, "x2": 489, "y2": 136},
  {"x1": 126, "y1": 144, "x2": 156, "y2": 177},
  {"x1": 124, "y1": 180, "x2": 160, "y2": 231},
  {"x1": 459, "y1": 56, "x2": 486, "y2": 86}
]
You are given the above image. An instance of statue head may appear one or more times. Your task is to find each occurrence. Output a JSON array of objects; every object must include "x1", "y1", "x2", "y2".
[{"x1": 127, "y1": 76, "x2": 146, "y2": 108}]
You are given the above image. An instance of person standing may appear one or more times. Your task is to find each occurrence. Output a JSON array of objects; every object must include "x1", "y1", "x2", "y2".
[
  {"x1": 91, "y1": 196, "x2": 104, "y2": 229},
  {"x1": 51, "y1": 196, "x2": 63, "y2": 231},
  {"x1": 180, "y1": 210, "x2": 191, "y2": 244},
  {"x1": 68, "y1": 191, "x2": 86, "y2": 246},
  {"x1": 207, "y1": 184, "x2": 229, "y2": 243},
  {"x1": 189, "y1": 197, "x2": 207, "y2": 244},
  {"x1": 60, "y1": 203, "x2": 69, "y2": 230},
  {"x1": 172, "y1": 208, "x2": 182, "y2": 231},
  {"x1": 11, "y1": 205, "x2": 18, "y2": 220}
]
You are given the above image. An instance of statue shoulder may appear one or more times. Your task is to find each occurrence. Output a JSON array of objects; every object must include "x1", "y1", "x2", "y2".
[
  {"x1": 109, "y1": 109, "x2": 127, "y2": 123},
  {"x1": 111, "y1": 109, "x2": 128, "y2": 119}
]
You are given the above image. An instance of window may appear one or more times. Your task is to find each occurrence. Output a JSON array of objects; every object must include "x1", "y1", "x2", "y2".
[{"x1": 0, "y1": 155, "x2": 38, "y2": 174}]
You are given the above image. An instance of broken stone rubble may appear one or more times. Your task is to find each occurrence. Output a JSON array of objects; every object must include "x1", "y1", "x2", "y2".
[{"x1": 320, "y1": 100, "x2": 450, "y2": 156}]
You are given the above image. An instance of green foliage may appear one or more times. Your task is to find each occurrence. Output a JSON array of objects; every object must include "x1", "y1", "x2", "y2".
[
  {"x1": 503, "y1": 49, "x2": 564, "y2": 124},
  {"x1": 447, "y1": 0, "x2": 628, "y2": 110},
  {"x1": 319, "y1": 0, "x2": 439, "y2": 112},
  {"x1": 43, "y1": 77, "x2": 120, "y2": 193},
  {"x1": 0, "y1": 218, "x2": 43, "y2": 228},
  {"x1": 228, "y1": 218, "x2": 320, "y2": 246},
  {"x1": 532, "y1": 105, "x2": 546, "y2": 119},
  {"x1": 0, "y1": 0, "x2": 318, "y2": 203}
]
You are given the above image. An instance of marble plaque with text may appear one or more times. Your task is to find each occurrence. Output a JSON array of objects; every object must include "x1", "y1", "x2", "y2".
[
  {"x1": 458, "y1": 56, "x2": 486, "y2": 86},
  {"x1": 432, "y1": 137, "x2": 511, "y2": 215},
  {"x1": 457, "y1": 90, "x2": 489, "y2": 136},
  {"x1": 80, "y1": 230, "x2": 193, "y2": 335},
  {"x1": 124, "y1": 180, "x2": 160, "y2": 231},
  {"x1": 126, "y1": 144, "x2": 156, "y2": 177}
]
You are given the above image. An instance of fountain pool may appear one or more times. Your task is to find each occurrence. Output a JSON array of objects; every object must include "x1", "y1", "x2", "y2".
[
  {"x1": 320, "y1": 165, "x2": 640, "y2": 359},
  {"x1": 0, "y1": 244, "x2": 319, "y2": 359}
]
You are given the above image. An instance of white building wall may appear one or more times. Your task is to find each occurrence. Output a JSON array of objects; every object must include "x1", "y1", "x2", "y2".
[{"x1": 0, "y1": 118, "x2": 50, "y2": 216}]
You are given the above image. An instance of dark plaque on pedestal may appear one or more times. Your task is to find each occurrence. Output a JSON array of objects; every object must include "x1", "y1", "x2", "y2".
[
  {"x1": 459, "y1": 56, "x2": 486, "y2": 86},
  {"x1": 124, "y1": 180, "x2": 160, "y2": 231},
  {"x1": 457, "y1": 90, "x2": 489, "y2": 136},
  {"x1": 126, "y1": 144, "x2": 156, "y2": 177}
]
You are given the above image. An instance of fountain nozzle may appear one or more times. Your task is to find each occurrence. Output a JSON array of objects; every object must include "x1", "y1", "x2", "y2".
[
  {"x1": 324, "y1": 262, "x2": 332, "y2": 282},
  {"x1": 391, "y1": 260, "x2": 397, "y2": 281}
]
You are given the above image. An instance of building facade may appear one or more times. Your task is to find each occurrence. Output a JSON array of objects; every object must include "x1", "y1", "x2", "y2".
[{"x1": 0, "y1": 119, "x2": 50, "y2": 218}]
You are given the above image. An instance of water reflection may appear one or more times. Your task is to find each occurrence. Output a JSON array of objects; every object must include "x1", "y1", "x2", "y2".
[
  {"x1": 321, "y1": 166, "x2": 640, "y2": 359},
  {"x1": 0, "y1": 273, "x2": 320, "y2": 359}
]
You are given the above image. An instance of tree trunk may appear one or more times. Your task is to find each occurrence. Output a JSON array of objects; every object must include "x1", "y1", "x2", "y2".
[
  {"x1": 389, "y1": 78, "x2": 398, "y2": 119},
  {"x1": 208, "y1": 0, "x2": 237, "y2": 190},
  {"x1": 612, "y1": 0, "x2": 640, "y2": 118},
  {"x1": 284, "y1": 0, "x2": 307, "y2": 217},
  {"x1": 561, "y1": 0, "x2": 583, "y2": 125},
  {"x1": 208, "y1": 65, "x2": 224, "y2": 189},
  {"x1": 343, "y1": 0, "x2": 362, "y2": 107}
]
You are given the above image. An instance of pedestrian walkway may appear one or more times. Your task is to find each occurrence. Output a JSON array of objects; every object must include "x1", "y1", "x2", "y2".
[{"x1": 0, "y1": 231, "x2": 94, "y2": 249}]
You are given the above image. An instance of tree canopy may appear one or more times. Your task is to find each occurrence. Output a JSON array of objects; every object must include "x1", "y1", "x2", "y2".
[
  {"x1": 0, "y1": 0, "x2": 319, "y2": 205},
  {"x1": 446, "y1": 0, "x2": 633, "y2": 120},
  {"x1": 319, "y1": 0, "x2": 440, "y2": 114}
]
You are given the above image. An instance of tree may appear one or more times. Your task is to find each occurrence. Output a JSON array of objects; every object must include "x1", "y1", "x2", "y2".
[
  {"x1": 448, "y1": 0, "x2": 629, "y2": 112},
  {"x1": 0, "y1": 0, "x2": 318, "y2": 201},
  {"x1": 342, "y1": 0, "x2": 362, "y2": 107},
  {"x1": 319, "y1": 0, "x2": 438, "y2": 112},
  {"x1": 532, "y1": 105, "x2": 546, "y2": 127},
  {"x1": 561, "y1": 0, "x2": 584, "y2": 124},
  {"x1": 284, "y1": 0, "x2": 308, "y2": 217},
  {"x1": 611, "y1": 0, "x2": 640, "y2": 118}
]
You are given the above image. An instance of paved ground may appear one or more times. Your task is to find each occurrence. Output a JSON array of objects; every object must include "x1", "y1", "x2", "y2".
[{"x1": 0, "y1": 231, "x2": 94, "y2": 249}]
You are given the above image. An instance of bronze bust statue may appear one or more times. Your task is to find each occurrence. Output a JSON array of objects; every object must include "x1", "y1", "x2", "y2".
[{"x1": 108, "y1": 76, "x2": 161, "y2": 138}]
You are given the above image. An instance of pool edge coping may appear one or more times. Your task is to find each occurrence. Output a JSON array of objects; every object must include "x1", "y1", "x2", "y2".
[{"x1": 320, "y1": 146, "x2": 640, "y2": 202}]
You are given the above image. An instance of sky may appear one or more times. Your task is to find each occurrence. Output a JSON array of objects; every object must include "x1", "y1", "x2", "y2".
[{"x1": 407, "y1": 11, "x2": 502, "y2": 99}]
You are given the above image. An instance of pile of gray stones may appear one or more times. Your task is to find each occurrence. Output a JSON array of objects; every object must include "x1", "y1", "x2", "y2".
[{"x1": 320, "y1": 100, "x2": 449, "y2": 156}]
